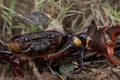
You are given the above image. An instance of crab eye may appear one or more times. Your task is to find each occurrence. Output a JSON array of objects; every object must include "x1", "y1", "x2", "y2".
[{"x1": 24, "y1": 38, "x2": 29, "y2": 41}]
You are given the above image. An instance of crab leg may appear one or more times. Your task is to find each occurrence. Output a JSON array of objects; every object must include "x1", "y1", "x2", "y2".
[
  {"x1": 70, "y1": 46, "x2": 86, "y2": 73},
  {"x1": 0, "y1": 51, "x2": 24, "y2": 77},
  {"x1": 11, "y1": 56, "x2": 24, "y2": 77},
  {"x1": 48, "y1": 42, "x2": 73, "y2": 60},
  {"x1": 74, "y1": 52, "x2": 84, "y2": 73},
  {"x1": 0, "y1": 51, "x2": 12, "y2": 62},
  {"x1": 48, "y1": 35, "x2": 82, "y2": 59}
]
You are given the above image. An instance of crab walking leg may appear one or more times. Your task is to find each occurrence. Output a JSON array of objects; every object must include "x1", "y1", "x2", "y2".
[
  {"x1": 0, "y1": 51, "x2": 12, "y2": 63},
  {"x1": 0, "y1": 51, "x2": 24, "y2": 77},
  {"x1": 11, "y1": 56, "x2": 24, "y2": 77},
  {"x1": 48, "y1": 43, "x2": 73, "y2": 59},
  {"x1": 67, "y1": 51, "x2": 84, "y2": 74},
  {"x1": 70, "y1": 46, "x2": 86, "y2": 73},
  {"x1": 73, "y1": 52, "x2": 84, "y2": 73},
  {"x1": 74, "y1": 47, "x2": 85, "y2": 73},
  {"x1": 48, "y1": 36, "x2": 82, "y2": 59},
  {"x1": 48, "y1": 40, "x2": 86, "y2": 73}
]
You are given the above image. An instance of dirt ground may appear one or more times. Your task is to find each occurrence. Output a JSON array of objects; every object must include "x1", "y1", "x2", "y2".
[{"x1": 0, "y1": 51, "x2": 120, "y2": 80}]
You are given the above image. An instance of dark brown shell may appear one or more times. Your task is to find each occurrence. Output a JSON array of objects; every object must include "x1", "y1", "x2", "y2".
[{"x1": 9, "y1": 31, "x2": 63, "y2": 59}]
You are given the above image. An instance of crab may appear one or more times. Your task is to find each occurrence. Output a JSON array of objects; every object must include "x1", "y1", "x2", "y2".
[
  {"x1": 1, "y1": 25, "x2": 120, "y2": 77},
  {"x1": 0, "y1": 30, "x2": 86, "y2": 77}
]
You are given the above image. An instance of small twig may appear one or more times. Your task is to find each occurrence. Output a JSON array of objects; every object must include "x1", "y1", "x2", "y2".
[
  {"x1": 112, "y1": 70, "x2": 120, "y2": 79},
  {"x1": 2, "y1": 20, "x2": 7, "y2": 38},
  {"x1": 71, "y1": 14, "x2": 80, "y2": 32},
  {"x1": 30, "y1": 62, "x2": 44, "y2": 80},
  {"x1": 0, "y1": 39, "x2": 8, "y2": 47}
]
